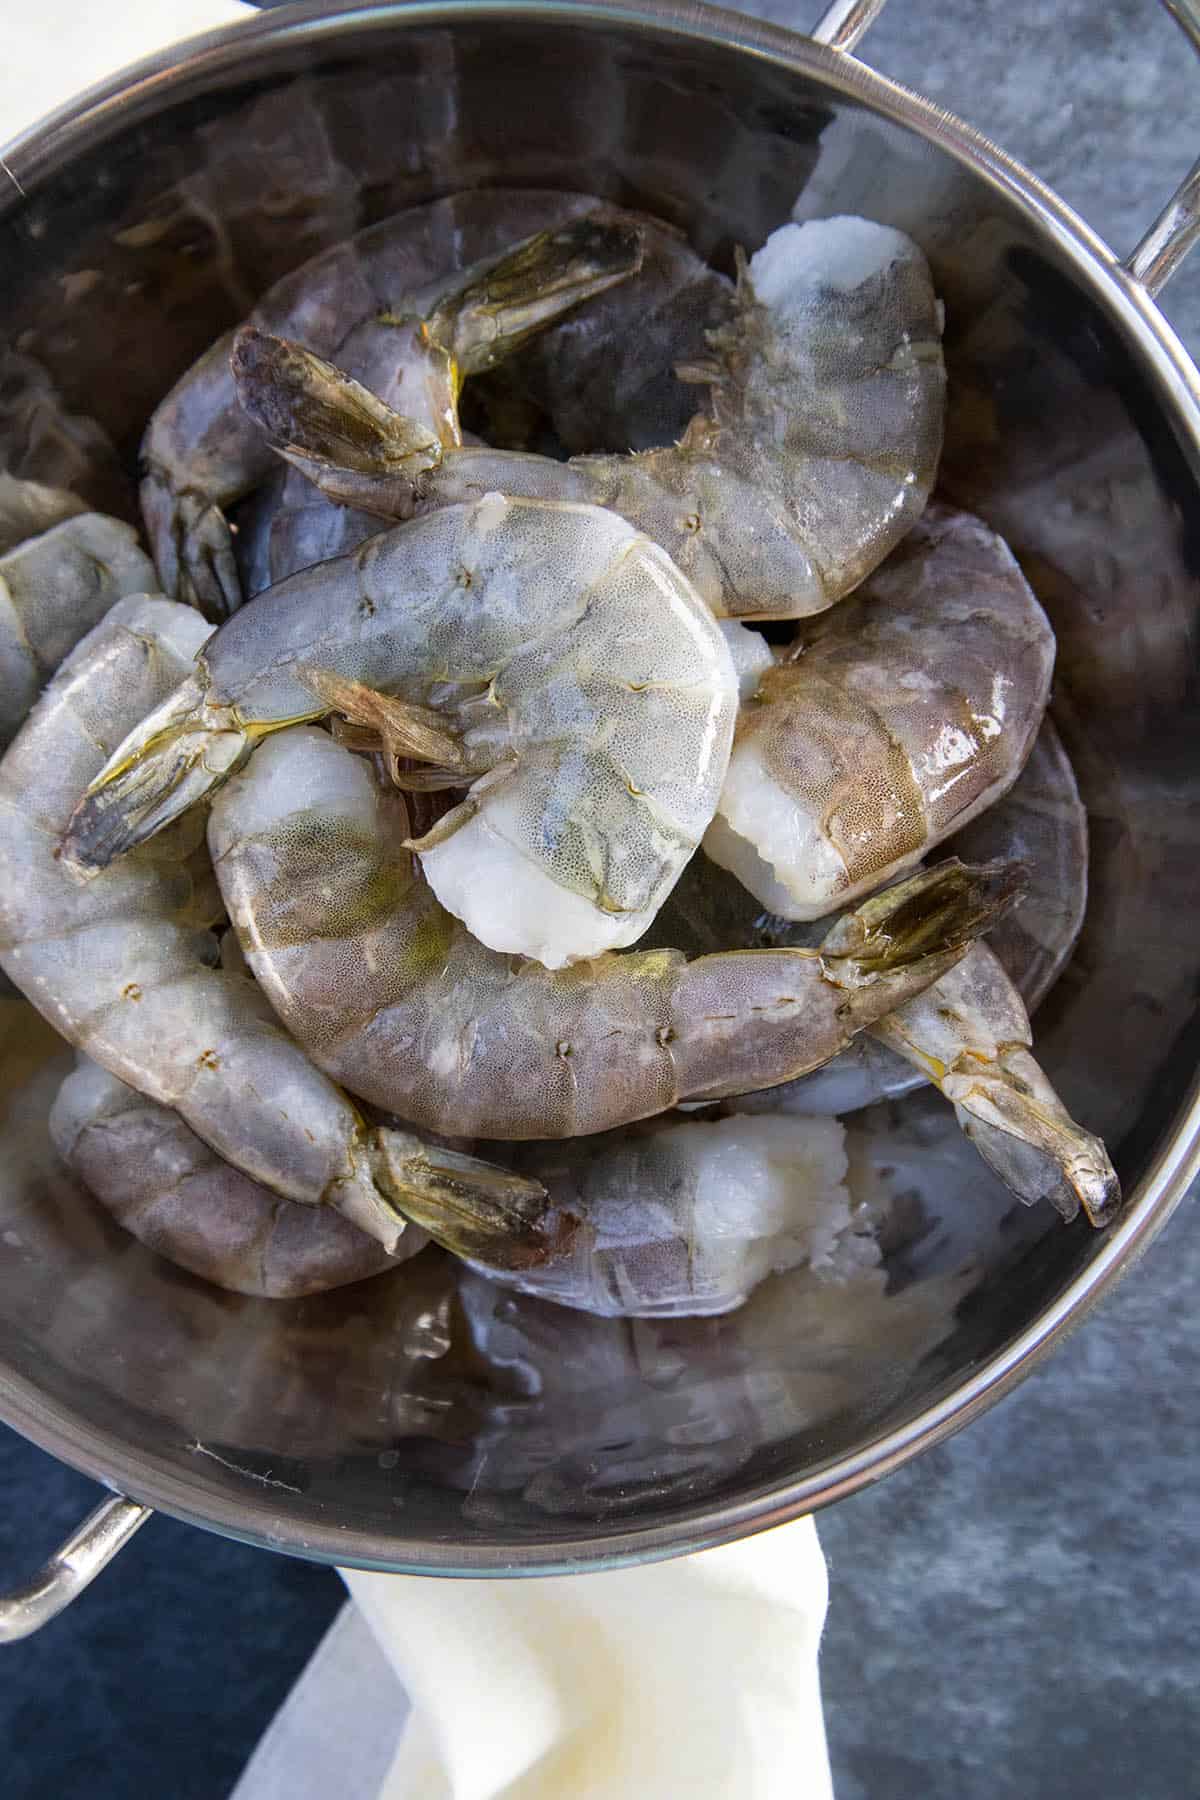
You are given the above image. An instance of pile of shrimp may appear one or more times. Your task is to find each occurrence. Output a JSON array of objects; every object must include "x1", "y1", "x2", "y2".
[{"x1": 0, "y1": 188, "x2": 1121, "y2": 1321}]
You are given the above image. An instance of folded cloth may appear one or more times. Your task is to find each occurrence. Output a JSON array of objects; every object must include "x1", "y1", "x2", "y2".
[
  {"x1": 234, "y1": 1518, "x2": 832, "y2": 1800},
  {"x1": 1, "y1": 0, "x2": 251, "y2": 146}
]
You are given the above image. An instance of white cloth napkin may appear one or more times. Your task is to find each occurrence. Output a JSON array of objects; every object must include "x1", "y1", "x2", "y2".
[
  {"x1": 234, "y1": 1520, "x2": 833, "y2": 1800},
  {"x1": 5, "y1": 9, "x2": 834, "y2": 1797}
]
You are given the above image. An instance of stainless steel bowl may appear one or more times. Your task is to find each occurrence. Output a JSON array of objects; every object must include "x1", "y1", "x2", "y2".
[{"x1": 2, "y1": 0, "x2": 1199, "y2": 1632}]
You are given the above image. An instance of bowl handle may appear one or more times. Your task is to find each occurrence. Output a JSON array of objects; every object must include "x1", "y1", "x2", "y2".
[
  {"x1": 0, "y1": 1494, "x2": 151, "y2": 1643},
  {"x1": 813, "y1": 0, "x2": 1200, "y2": 295}
]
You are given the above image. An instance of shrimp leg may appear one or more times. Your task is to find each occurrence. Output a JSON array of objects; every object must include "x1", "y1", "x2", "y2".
[{"x1": 0, "y1": 598, "x2": 547, "y2": 1255}]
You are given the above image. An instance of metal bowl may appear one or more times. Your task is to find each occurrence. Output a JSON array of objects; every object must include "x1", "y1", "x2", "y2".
[{"x1": 1, "y1": 0, "x2": 1199, "y2": 1624}]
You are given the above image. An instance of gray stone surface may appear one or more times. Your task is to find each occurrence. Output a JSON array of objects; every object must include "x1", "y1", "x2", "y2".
[{"x1": 735, "y1": 1, "x2": 1200, "y2": 1793}]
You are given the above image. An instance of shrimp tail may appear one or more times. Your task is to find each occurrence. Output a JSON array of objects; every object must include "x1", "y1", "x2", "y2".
[
  {"x1": 232, "y1": 327, "x2": 441, "y2": 519},
  {"x1": 370, "y1": 1130, "x2": 561, "y2": 1270},
  {"x1": 424, "y1": 213, "x2": 645, "y2": 374},
  {"x1": 58, "y1": 676, "x2": 252, "y2": 876},
  {"x1": 945, "y1": 1053, "x2": 1121, "y2": 1228},
  {"x1": 819, "y1": 859, "x2": 1029, "y2": 982}
]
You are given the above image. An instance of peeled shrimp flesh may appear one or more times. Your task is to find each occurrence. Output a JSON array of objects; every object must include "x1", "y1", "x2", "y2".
[{"x1": 62, "y1": 495, "x2": 740, "y2": 967}]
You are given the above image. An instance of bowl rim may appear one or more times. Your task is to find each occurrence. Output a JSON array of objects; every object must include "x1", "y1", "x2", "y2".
[{"x1": 2, "y1": 0, "x2": 1199, "y2": 1576}]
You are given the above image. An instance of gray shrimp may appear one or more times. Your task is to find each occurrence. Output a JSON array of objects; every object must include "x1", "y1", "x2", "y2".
[
  {"x1": 0, "y1": 495, "x2": 157, "y2": 746},
  {"x1": 0, "y1": 472, "x2": 85, "y2": 554},
  {"x1": 704, "y1": 504, "x2": 1055, "y2": 919},
  {"x1": 0, "y1": 596, "x2": 546, "y2": 1256},
  {"x1": 663, "y1": 715, "x2": 1089, "y2": 1113},
  {"x1": 235, "y1": 214, "x2": 946, "y2": 621},
  {"x1": 205, "y1": 725, "x2": 1019, "y2": 1154},
  {"x1": 61, "y1": 495, "x2": 741, "y2": 967},
  {"x1": 142, "y1": 192, "x2": 644, "y2": 618},
  {"x1": 51, "y1": 1056, "x2": 402, "y2": 1299},
  {"x1": 654, "y1": 719, "x2": 1116, "y2": 1224},
  {"x1": 0, "y1": 349, "x2": 131, "y2": 518},
  {"x1": 455, "y1": 1110, "x2": 861, "y2": 1319}
]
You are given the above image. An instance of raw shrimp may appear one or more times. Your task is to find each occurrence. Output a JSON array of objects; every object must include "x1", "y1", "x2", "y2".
[
  {"x1": 0, "y1": 473, "x2": 85, "y2": 554},
  {"x1": 142, "y1": 192, "x2": 644, "y2": 617},
  {"x1": 652, "y1": 731, "x2": 1115, "y2": 1223},
  {"x1": 0, "y1": 348, "x2": 130, "y2": 518},
  {"x1": 451, "y1": 1111, "x2": 860, "y2": 1319},
  {"x1": 62, "y1": 495, "x2": 741, "y2": 967},
  {"x1": 51, "y1": 1056, "x2": 400, "y2": 1299},
  {"x1": 655, "y1": 715, "x2": 1089, "y2": 1110},
  {"x1": 0, "y1": 504, "x2": 157, "y2": 746},
  {"x1": 0, "y1": 596, "x2": 546, "y2": 1256},
  {"x1": 207, "y1": 726, "x2": 1020, "y2": 1146},
  {"x1": 704, "y1": 504, "x2": 1055, "y2": 919},
  {"x1": 236, "y1": 214, "x2": 946, "y2": 621}
]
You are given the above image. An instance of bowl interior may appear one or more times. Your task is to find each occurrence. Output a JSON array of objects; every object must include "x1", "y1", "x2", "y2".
[{"x1": 0, "y1": 4, "x2": 1197, "y2": 1570}]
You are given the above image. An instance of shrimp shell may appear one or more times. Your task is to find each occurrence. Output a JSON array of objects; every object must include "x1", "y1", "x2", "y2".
[
  {"x1": 656, "y1": 715, "x2": 1089, "y2": 1113},
  {"x1": 457, "y1": 1112, "x2": 857, "y2": 1318},
  {"x1": 51, "y1": 1057, "x2": 401, "y2": 1299},
  {"x1": 704, "y1": 504, "x2": 1055, "y2": 920},
  {"x1": 0, "y1": 510, "x2": 157, "y2": 747},
  {"x1": 62, "y1": 496, "x2": 740, "y2": 967}
]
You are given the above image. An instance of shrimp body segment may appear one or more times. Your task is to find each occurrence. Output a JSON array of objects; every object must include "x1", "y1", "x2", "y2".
[
  {"x1": 704, "y1": 505, "x2": 1055, "y2": 920},
  {"x1": 0, "y1": 597, "x2": 543, "y2": 1254},
  {"x1": 209, "y1": 727, "x2": 1019, "y2": 1142},
  {"x1": 63, "y1": 495, "x2": 741, "y2": 967},
  {"x1": 52, "y1": 1057, "x2": 403, "y2": 1298},
  {"x1": 0, "y1": 509, "x2": 157, "y2": 746},
  {"x1": 240, "y1": 216, "x2": 945, "y2": 622}
]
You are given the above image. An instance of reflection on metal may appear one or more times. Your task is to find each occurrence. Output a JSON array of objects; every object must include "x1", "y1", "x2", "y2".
[
  {"x1": 1124, "y1": 2, "x2": 1200, "y2": 293},
  {"x1": 0, "y1": 1496, "x2": 150, "y2": 1642},
  {"x1": 1126, "y1": 156, "x2": 1200, "y2": 296},
  {"x1": 808, "y1": 0, "x2": 889, "y2": 53}
]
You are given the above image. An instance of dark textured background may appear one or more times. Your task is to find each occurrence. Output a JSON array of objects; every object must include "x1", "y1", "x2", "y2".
[{"x1": 3, "y1": 2, "x2": 1200, "y2": 1796}]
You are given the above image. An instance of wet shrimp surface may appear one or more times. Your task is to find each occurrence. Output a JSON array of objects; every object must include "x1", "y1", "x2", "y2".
[{"x1": 0, "y1": 190, "x2": 1118, "y2": 1323}]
